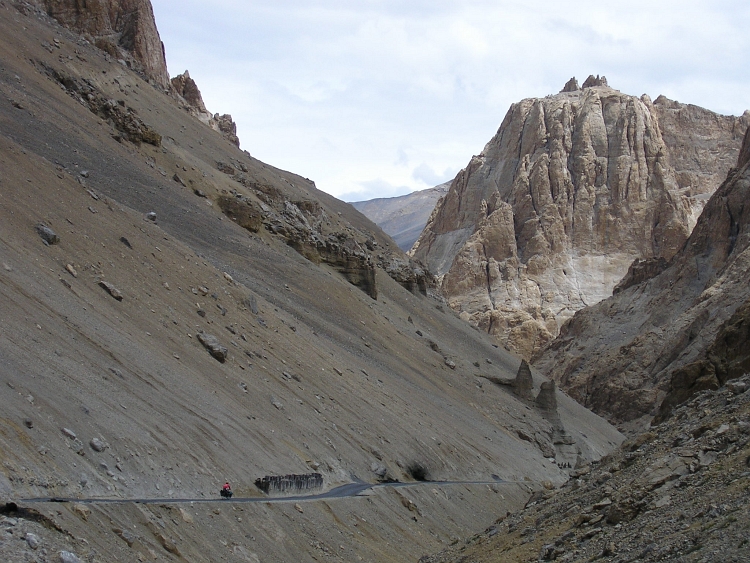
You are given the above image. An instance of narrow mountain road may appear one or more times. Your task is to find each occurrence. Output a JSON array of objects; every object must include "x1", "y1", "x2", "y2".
[{"x1": 20, "y1": 479, "x2": 518, "y2": 505}]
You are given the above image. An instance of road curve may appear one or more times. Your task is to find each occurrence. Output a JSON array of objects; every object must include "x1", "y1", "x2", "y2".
[{"x1": 20, "y1": 479, "x2": 517, "y2": 505}]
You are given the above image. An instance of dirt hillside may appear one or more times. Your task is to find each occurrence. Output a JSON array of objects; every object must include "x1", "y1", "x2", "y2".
[{"x1": 0, "y1": 3, "x2": 622, "y2": 562}]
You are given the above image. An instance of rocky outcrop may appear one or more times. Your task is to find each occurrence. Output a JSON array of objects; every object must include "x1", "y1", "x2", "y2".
[
  {"x1": 214, "y1": 166, "x2": 431, "y2": 299},
  {"x1": 351, "y1": 183, "x2": 450, "y2": 251},
  {"x1": 171, "y1": 71, "x2": 241, "y2": 147},
  {"x1": 170, "y1": 70, "x2": 208, "y2": 115},
  {"x1": 41, "y1": 62, "x2": 161, "y2": 145},
  {"x1": 28, "y1": 0, "x2": 169, "y2": 88},
  {"x1": 411, "y1": 76, "x2": 749, "y2": 359},
  {"x1": 534, "y1": 127, "x2": 750, "y2": 430}
]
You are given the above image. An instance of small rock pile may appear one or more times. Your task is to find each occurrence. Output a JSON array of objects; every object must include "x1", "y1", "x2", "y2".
[{"x1": 421, "y1": 374, "x2": 750, "y2": 563}]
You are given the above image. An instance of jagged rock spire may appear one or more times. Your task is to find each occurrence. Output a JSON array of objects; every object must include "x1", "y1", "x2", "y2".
[{"x1": 512, "y1": 359, "x2": 534, "y2": 401}]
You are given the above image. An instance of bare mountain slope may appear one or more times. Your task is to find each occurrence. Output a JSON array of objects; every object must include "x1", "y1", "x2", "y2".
[
  {"x1": 0, "y1": 4, "x2": 622, "y2": 562},
  {"x1": 535, "y1": 127, "x2": 750, "y2": 432},
  {"x1": 411, "y1": 76, "x2": 748, "y2": 360},
  {"x1": 351, "y1": 182, "x2": 449, "y2": 251},
  {"x1": 423, "y1": 375, "x2": 750, "y2": 563}
]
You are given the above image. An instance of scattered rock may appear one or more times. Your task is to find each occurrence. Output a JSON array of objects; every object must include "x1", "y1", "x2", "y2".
[
  {"x1": 197, "y1": 332, "x2": 228, "y2": 362},
  {"x1": 99, "y1": 281, "x2": 123, "y2": 301},
  {"x1": 62, "y1": 427, "x2": 77, "y2": 439},
  {"x1": 25, "y1": 532, "x2": 40, "y2": 549},
  {"x1": 179, "y1": 507, "x2": 194, "y2": 523},
  {"x1": 89, "y1": 437, "x2": 106, "y2": 452},
  {"x1": 119, "y1": 236, "x2": 132, "y2": 249},
  {"x1": 156, "y1": 533, "x2": 180, "y2": 555},
  {"x1": 36, "y1": 223, "x2": 59, "y2": 245},
  {"x1": 59, "y1": 551, "x2": 82, "y2": 563},
  {"x1": 24, "y1": 418, "x2": 33, "y2": 429},
  {"x1": 172, "y1": 173, "x2": 186, "y2": 186},
  {"x1": 216, "y1": 161, "x2": 235, "y2": 175},
  {"x1": 371, "y1": 462, "x2": 388, "y2": 478},
  {"x1": 113, "y1": 527, "x2": 135, "y2": 546},
  {"x1": 727, "y1": 380, "x2": 748, "y2": 395},
  {"x1": 146, "y1": 211, "x2": 157, "y2": 221}
]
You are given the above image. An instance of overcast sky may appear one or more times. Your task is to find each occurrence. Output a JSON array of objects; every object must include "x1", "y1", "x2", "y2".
[{"x1": 150, "y1": 1, "x2": 749, "y2": 202}]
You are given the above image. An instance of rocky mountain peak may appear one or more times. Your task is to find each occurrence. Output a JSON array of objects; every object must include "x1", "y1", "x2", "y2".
[
  {"x1": 560, "y1": 74, "x2": 609, "y2": 92},
  {"x1": 411, "y1": 83, "x2": 748, "y2": 360},
  {"x1": 560, "y1": 76, "x2": 579, "y2": 92},
  {"x1": 170, "y1": 70, "x2": 206, "y2": 112},
  {"x1": 581, "y1": 73, "x2": 608, "y2": 88}
]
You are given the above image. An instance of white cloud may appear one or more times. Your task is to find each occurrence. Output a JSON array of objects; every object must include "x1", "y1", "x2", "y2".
[{"x1": 151, "y1": 0, "x2": 750, "y2": 200}]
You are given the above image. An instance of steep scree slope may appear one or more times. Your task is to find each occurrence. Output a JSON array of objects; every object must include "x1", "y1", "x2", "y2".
[{"x1": 0, "y1": 6, "x2": 622, "y2": 562}]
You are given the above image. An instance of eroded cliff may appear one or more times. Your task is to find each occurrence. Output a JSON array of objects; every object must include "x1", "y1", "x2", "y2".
[
  {"x1": 411, "y1": 76, "x2": 749, "y2": 359},
  {"x1": 535, "y1": 127, "x2": 750, "y2": 431}
]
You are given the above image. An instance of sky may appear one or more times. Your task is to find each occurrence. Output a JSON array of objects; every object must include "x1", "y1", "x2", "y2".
[{"x1": 150, "y1": 1, "x2": 749, "y2": 202}]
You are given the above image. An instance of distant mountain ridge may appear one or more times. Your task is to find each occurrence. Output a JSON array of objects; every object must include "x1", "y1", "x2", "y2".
[
  {"x1": 411, "y1": 75, "x2": 749, "y2": 359},
  {"x1": 351, "y1": 182, "x2": 449, "y2": 251}
]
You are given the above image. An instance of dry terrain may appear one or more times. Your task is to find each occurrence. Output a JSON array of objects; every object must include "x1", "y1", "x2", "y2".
[{"x1": 0, "y1": 3, "x2": 622, "y2": 562}]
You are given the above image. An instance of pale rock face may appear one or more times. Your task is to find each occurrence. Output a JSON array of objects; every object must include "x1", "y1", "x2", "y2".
[
  {"x1": 534, "y1": 127, "x2": 750, "y2": 430},
  {"x1": 412, "y1": 78, "x2": 749, "y2": 359}
]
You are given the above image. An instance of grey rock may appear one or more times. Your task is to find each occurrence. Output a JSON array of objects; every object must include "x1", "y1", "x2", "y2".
[
  {"x1": 114, "y1": 527, "x2": 136, "y2": 546},
  {"x1": 535, "y1": 380, "x2": 557, "y2": 411},
  {"x1": 727, "y1": 380, "x2": 748, "y2": 395},
  {"x1": 146, "y1": 211, "x2": 157, "y2": 221},
  {"x1": 36, "y1": 223, "x2": 59, "y2": 245},
  {"x1": 216, "y1": 161, "x2": 235, "y2": 175},
  {"x1": 197, "y1": 332, "x2": 227, "y2": 362},
  {"x1": 59, "y1": 552, "x2": 82, "y2": 563},
  {"x1": 61, "y1": 427, "x2": 77, "y2": 439},
  {"x1": 513, "y1": 360, "x2": 534, "y2": 401},
  {"x1": 371, "y1": 462, "x2": 387, "y2": 477},
  {"x1": 24, "y1": 418, "x2": 33, "y2": 429},
  {"x1": 90, "y1": 437, "x2": 105, "y2": 452},
  {"x1": 245, "y1": 294, "x2": 259, "y2": 315},
  {"x1": 99, "y1": 280, "x2": 123, "y2": 301},
  {"x1": 172, "y1": 173, "x2": 186, "y2": 186},
  {"x1": 25, "y1": 532, "x2": 40, "y2": 549}
]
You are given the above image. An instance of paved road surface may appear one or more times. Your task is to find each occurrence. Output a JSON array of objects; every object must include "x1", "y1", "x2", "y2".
[{"x1": 20, "y1": 479, "x2": 515, "y2": 505}]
